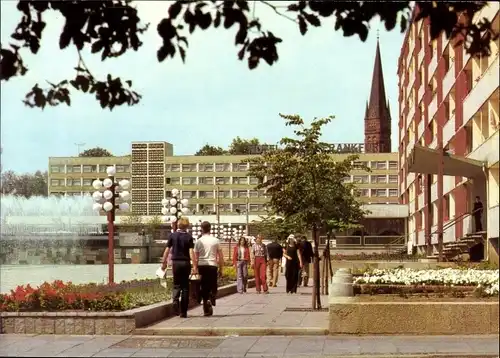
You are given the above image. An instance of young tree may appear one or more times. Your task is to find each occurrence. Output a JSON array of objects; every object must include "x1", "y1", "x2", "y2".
[
  {"x1": 254, "y1": 215, "x2": 304, "y2": 244},
  {"x1": 79, "y1": 147, "x2": 113, "y2": 157},
  {"x1": 1, "y1": 1, "x2": 497, "y2": 110},
  {"x1": 0, "y1": 170, "x2": 48, "y2": 197},
  {"x1": 195, "y1": 144, "x2": 227, "y2": 156},
  {"x1": 247, "y1": 114, "x2": 367, "y2": 309}
]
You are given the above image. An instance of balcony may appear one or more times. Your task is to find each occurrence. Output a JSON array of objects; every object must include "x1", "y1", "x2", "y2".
[
  {"x1": 428, "y1": 49, "x2": 438, "y2": 76},
  {"x1": 429, "y1": 137, "x2": 437, "y2": 149},
  {"x1": 400, "y1": 126, "x2": 405, "y2": 143},
  {"x1": 406, "y1": 140, "x2": 415, "y2": 156},
  {"x1": 418, "y1": 119, "x2": 425, "y2": 141},
  {"x1": 487, "y1": 205, "x2": 499, "y2": 240},
  {"x1": 441, "y1": 32, "x2": 449, "y2": 56},
  {"x1": 442, "y1": 62, "x2": 456, "y2": 98},
  {"x1": 418, "y1": 47, "x2": 424, "y2": 68},
  {"x1": 417, "y1": 230, "x2": 424, "y2": 246},
  {"x1": 429, "y1": 94, "x2": 438, "y2": 120},
  {"x1": 408, "y1": 172, "x2": 416, "y2": 185},
  {"x1": 407, "y1": 104, "x2": 416, "y2": 124},
  {"x1": 431, "y1": 182, "x2": 438, "y2": 202},
  {"x1": 408, "y1": 75, "x2": 416, "y2": 95},
  {"x1": 467, "y1": 130, "x2": 500, "y2": 166},
  {"x1": 418, "y1": 83, "x2": 424, "y2": 103},
  {"x1": 463, "y1": 55, "x2": 499, "y2": 123},
  {"x1": 443, "y1": 175, "x2": 455, "y2": 195},
  {"x1": 418, "y1": 192, "x2": 424, "y2": 210},
  {"x1": 443, "y1": 114, "x2": 456, "y2": 145}
]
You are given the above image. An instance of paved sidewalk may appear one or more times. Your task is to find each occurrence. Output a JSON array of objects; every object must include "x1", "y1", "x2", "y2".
[
  {"x1": 0, "y1": 334, "x2": 498, "y2": 357},
  {"x1": 137, "y1": 279, "x2": 329, "y2": 336}
]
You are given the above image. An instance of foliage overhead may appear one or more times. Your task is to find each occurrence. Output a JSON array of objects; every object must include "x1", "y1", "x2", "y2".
[
  {"x1": 1, "y1": 1, "x2": 497, "y2": 110},
  {"x1": 0, "y1": 170, "x2": 48, "y2": 197},
  {"x1": 195, "y1": 144, "x2": 228, "y2": 156},
  {"x1": 253, "y1": 215, "x2": 304, "y2": 244},
  {"x1": 247, "y1": 114, "x2": 368, "y2": 232},
  {"x1": 79, "y1": 147, "x2": 113, "y2": 157}
]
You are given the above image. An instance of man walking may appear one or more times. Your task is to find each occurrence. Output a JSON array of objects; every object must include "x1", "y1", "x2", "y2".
[
  {"x1": 266, "y1": 238, "x2": 283, "y2": 287},
  {"x1": 473, "y1": 196, "x2": 484, "y2": 232},
  {"x1": 299, "y1": 235, "x2": 314, "y2": 287},
  {"x1": 161, "y1": 217, "x2": 196, "y2": 318},
  {"x1": 194, "y1": 221, "x2": 224, "y2": 316}
]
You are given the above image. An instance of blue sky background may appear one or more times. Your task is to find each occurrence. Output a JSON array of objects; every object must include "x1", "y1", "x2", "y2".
[{"x1": 1, "y1": 1, "x2": 404, "y2": 173}]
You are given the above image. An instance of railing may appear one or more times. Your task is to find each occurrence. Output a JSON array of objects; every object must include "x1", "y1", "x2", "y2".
[
  {"x1": 319, "y1": 235, "x2": 405, "y2": 248},
  {"x1": 429, "y1": 208, "x2": 481, "y2": 239}
]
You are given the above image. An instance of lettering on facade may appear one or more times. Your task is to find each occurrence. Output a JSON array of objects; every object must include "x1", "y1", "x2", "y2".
[
  {"x1": 332, "y1": 143, "x2": 365, "y2": 153},
  {"x1": 249, "y1": 145, "x2": 278, "y2": 154}
]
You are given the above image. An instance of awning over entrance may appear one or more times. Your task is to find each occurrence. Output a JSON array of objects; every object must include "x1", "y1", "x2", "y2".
[{"x1": 408, "y1": 144, "x2": 484, "y2": 178}]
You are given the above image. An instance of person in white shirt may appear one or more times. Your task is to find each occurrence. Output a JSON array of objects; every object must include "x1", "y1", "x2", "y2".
[{"x1": 193, "y1": 221, "x2": 224, "y2": 316}]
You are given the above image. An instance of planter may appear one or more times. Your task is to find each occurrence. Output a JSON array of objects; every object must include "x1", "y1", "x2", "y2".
[{"x1": 0, "y1": 279, "x2": 254, "y2": 335}]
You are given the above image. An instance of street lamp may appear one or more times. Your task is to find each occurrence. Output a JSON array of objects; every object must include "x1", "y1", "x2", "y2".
[
  {"x1": 161, "y1": 188, "x2": 189, "y2": 232},
  {"x1": 91, "y1": 167, "x2": 131, "y2": 284}
]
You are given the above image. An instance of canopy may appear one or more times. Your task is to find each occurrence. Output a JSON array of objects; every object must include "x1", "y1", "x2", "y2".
[{"x1": 407, "y1": 144, "x2": 484, "y2": 178}]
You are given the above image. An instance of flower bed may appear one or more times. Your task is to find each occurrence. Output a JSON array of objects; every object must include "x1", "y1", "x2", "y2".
[
  {"x1": 353, "y1": 268, "x2": 499, "y2": 296},
  {"x1": 0, "y1": 267, "x2": 249, "y2": 312}
]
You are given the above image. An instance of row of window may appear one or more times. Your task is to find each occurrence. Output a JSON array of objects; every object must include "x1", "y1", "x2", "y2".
[
  {"x1": 355, "y1": 188, "x2": 399, "y2": 198},
  {"x1": 167, "y1": 176, "x2": 261, "y2": 186},
  {"x1": 168, "y1": 160, "x2": 398, "y2": 172},
  {"x1": 50, "y1": 165, "x2": 130, "y2": 174}
]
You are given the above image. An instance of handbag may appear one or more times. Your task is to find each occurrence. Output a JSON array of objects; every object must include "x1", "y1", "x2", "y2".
[{"x1": 189, "y1": 273, "x2": 202, "y2": 304}]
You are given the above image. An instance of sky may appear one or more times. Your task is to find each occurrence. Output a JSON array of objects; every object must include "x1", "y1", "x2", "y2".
[{"x1": 0, "y1": 1, "x2": 405, "y2": 173}]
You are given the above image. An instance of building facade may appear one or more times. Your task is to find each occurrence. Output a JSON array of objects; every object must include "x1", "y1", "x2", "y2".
[
  {"x1": 48, "y1": 145, "x2": 400, "y2": 218},
  {"x1": 398, "y1": 3, "x2": 499, "y2": 251}
]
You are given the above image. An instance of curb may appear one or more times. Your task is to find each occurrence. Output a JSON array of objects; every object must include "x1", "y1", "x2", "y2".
[{"x1": 134, "y1": 326, "x2": 329, "y2": 336}]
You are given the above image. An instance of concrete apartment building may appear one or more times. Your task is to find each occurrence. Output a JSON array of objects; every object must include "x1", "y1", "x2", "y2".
[{"x1": 398, "y1": 3, "x2": 499, "y2": 254}]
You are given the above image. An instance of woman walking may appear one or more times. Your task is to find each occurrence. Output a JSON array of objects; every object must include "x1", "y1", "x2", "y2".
[
  {"x1": 233, "y1": 237, "x2": 250, "y2": 293},
  {"x1": 251, "y1": 235, "x2": 269, "y2": 294},
  {"x1": 283, "y1": 235, "x2": 303, "y2": 294}
]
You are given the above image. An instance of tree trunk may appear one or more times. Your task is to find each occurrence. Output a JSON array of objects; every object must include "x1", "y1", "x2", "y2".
[{"x1": 311, "y1": 225, "x2": 321, "y2": 310}]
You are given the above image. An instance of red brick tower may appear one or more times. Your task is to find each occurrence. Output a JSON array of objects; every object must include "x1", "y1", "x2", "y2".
[{"x1": 364, "y1": 38, "x2": 392, "y2": 153}]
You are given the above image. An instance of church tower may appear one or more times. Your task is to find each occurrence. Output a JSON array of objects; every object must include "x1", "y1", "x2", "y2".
[{"x1": 364, "y1": 38, "x2": 392, "y2": 153}]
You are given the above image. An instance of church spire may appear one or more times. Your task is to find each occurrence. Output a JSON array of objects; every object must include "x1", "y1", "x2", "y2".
[{"x1": 364, "y1": 37, "x2": 392, "y2": 153}]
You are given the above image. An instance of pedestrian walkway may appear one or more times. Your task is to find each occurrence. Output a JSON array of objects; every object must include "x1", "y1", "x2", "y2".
[
  {"x1": 136, "y1": 281, "x2": 329, "y2": 336},
  {"x1": 0, "y1": 333, "x2": 498, "y2": 357}
]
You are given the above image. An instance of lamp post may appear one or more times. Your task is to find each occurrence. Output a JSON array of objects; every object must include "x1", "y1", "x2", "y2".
[
  {"x1": 91, "y1": 167, "x2": 131, "y2": 284},
  {"x1": 161, "y1": 189, "x2": 189, "y2": 232}
]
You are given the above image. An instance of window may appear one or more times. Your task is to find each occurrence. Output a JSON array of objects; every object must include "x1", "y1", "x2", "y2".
[
  {"x1": 82, "y1": 179, "x2": 92, "y2": 186},
  {"x1": 234, "y1": 204, "x2": 247, "y2": 212},
  {"x1": 232, "y1": 163, "x2": 248, "y2": 171},
  {"x1": 83, "y1": 165, "x2": 97, "y2": 173},
  {"x1": 371, "y1": 175, "x2": 387, "y2": 184},
  {"x1": 342, "y1": 176, "x2": 351, "y2": 183},
  {"x1": 354, "y1": 189, "x2": 369, "y2": 197},
  {"x1": 182, "y1": 164, "x2": 196, "y2": 172},
  {"x1": 199, "y1": 191, "x2": 214, "y2": 198},
  {"x1": 67, "y1": 179, "x2": 81, "y2": 186},
  {"x1": 67, "y1": 165, "x2": 82, "y2": 173},
  {"x1": 353, "y1": 175, "x2": 369, "y2": 184},
  {"x1": 116, "y1": 165, "x2": 130, "y2": 173},
  {"x1": 233, "y1": 190, "x2": 248, "y2": 198},
  {"x1": 219, "y1": 204, "x2": 231, "y2": 212},
  {"x1": 249, "y1": 163, "x2": 259, "y2": 169},
  {"x1": 199, "y1": 163, "x2": 214, "y2": 172},
  {"x1": 182, "y1": 177, "x2": 197, "y2": 185},
  {"x1": 99, "y1": 165, "x2": 108, "y2": 173},
  {"x1": 444, "y1": 194, "x2": 450, "y2": 220},
  {"x1": 218, "y1": 190, "x2": 230, "y2": 198},
  {"x1": 166, "y1": 177, "x2": 181, "y2": 185},
  {"x1": 198, "y1": 176, "x2": 214, "y2": 185},
  {"x1": 182, "y1": 191, "x2": 196, "y2": 199},
  {"x1": 258, "y1": 190, "x2": 266, "y2": 197},
  {"x1": 249, "y1": 204, "x2": 260, "y2": 212},
  {"x1": 215, "y1": 177, "x2": 230, "y2": 185},
  {"x1": 388, "y1": 161, "x2": 398, "y2": 170},
  {"x1": 50, "y1": 165, "x2": 65, "y2": 173},
  {"x1": 171, "y1": 164, "x2": 181, "y2": 172},
  {"x1": 215, "y1": 163, "x2": 230, "y2": 172},
  {"x1": 353, "y1": 161, "x2": 368, "y2": 169},
  {"x1": 370, "y1": 161, "x2": 387, "y2": 170},
  {"x1": 371, "y1": 189, "x2": 387, "y2": 197},
  {"x1": 50, "y1": 179, "x2": 63, "y2": 186},
  {"x1": 249, "y1": 177, "x2": 259, "y2": 185},
  {"x1": 199, "y1": 204, "x2": 215, "y2": 213},
  {"x1": 388, "y1": 175, "x2": 398, "y2": 184},
  {"x1": 232, "y1": 177, "x2": 248, "y2": 185},
  {"x1": 249, "y1": 190, "x2": 259, "y2": 198},
  {"x1": 389, "y1": 189, "x2": 399, "y2": 197}
]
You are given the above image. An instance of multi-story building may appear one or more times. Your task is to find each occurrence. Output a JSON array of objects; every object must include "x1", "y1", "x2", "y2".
[
  {"x1": 398, "y1": 3, "x2": 499, "y2": 254},
  {"x1": 48, "y1": 146, "x2": 400, "y2": 218}
]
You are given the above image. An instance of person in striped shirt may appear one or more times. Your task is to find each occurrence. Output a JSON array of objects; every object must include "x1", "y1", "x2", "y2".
[{"x1": 251, "y1": 235, "x2": 269, "y2": 294}]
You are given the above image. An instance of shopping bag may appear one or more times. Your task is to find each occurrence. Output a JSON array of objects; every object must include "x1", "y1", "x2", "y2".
[
  {"x1": 156, "y1": 267, "x2": 168, "y2": 288},
  {"x1": 189, "y1": 274, "x2": 202, "y2": 305}
]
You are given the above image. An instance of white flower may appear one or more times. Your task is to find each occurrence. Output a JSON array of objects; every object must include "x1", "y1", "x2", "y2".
[{"x1": 353, "y1": 268, "x2": 499, "y2": 296}]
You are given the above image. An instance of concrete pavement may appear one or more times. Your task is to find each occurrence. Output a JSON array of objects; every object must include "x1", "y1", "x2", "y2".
[
  {"x1": 0, "y1": 334, "x2": 498, "y2": 357},
  {"x1": 136, "y1": 281, "x2": 329, "y2": 336}
]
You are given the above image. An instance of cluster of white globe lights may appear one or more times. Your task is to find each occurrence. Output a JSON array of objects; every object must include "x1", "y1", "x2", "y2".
[{"x1": 91, "y1": 166, "x2": 131, "y2": 213}]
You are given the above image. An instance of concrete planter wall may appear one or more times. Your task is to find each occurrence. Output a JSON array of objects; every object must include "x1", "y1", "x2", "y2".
[
  {"x1": 329, "y1": 298, "x2": 499, "y2": 335},
  {"x1": 0, "y1": 279, "x2": 255, "y2": 335}
]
